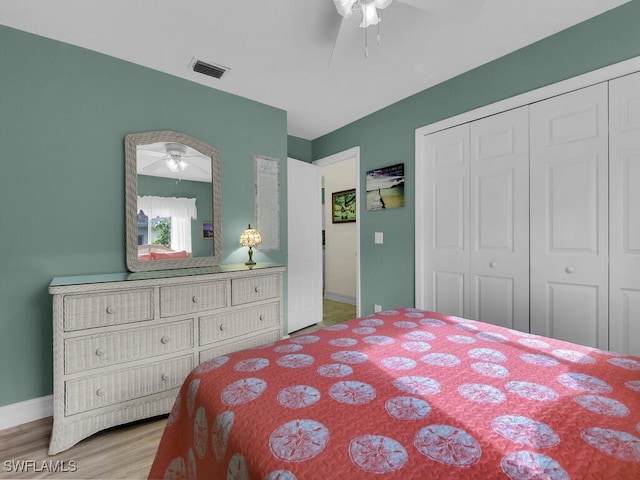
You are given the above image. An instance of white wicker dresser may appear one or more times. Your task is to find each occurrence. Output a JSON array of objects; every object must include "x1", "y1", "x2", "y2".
[{"x1": 48, "y1": 264, "x2": 285, "y2": 454}]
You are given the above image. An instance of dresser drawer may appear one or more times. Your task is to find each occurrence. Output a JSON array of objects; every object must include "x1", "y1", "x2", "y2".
[
  {"x1": 231, "y1": 274, "x2": 280, "y2": 305},
  {"x1": 64, "y1": 320, "x2": 193, "y2": 374},
  {"x1": 160, "y1": 281, "x2": 226, "y2": 318},
  {"x1": 199, "y1": 303, "x2": 280, "y2": 346},
  {"x1": 63, "y1": 289, "x2": 153, "y2": 331},
  {"x1": 64, "y1": 355, "x2": 193, "y2": 416},
  {"x1": 199, "y1": 329, "x2": 281, "y2": 364}
]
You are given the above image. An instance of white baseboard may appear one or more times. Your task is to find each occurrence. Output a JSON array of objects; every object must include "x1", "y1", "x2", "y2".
[
  {"x1": 324, "y1": 292, "x2": 356, "y2": 305},
  {"x1": 0, "y1": 395, "x2": 53, "y2": 430}
]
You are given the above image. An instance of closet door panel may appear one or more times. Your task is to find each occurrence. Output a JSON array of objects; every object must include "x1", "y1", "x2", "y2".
[
  {"x1": 475, "y1": 276, "x2": 514, "y2": 328},
  {"x1": 470, "y1": 107, "x2": 529, "y2": 331},
  {"x1": 422, "y1": 124, "x2": 470, "y2": 316},
  {"x1": 530, "y1": 83, "x2": 609, "y2": 349},
  {"x1": 609, "y1": 72, "x2": 640, "y2": 356},
  {"x1": 546, "y1": 283, "x2": 599, "y2": 347}
]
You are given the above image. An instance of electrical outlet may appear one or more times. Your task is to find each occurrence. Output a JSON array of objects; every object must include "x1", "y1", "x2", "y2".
[{"x1": 374, "y1": 304, "x2": 382, "y2": 313}]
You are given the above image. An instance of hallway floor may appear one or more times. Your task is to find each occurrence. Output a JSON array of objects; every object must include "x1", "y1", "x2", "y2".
[{"x1": 323, "y1": 298, "x2": 356, "y2": 326}]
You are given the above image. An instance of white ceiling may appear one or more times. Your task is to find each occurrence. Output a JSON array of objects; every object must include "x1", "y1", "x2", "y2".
[{"x1": 0, "y1": 0, "x2": 629, "y2": 139}]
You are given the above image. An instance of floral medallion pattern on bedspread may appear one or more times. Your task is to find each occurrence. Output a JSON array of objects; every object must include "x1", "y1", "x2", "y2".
[{"x1": 148, "y1": 308, "x2": 640, "y2": 479}]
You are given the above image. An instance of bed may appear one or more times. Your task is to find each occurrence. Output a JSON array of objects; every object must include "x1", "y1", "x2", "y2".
[
  {"x1": 138, "y1": 244, "x2": 190, "y2": 261},
  {"x1": 148, "y1": 308, "x2": 640, "y2": 479}
]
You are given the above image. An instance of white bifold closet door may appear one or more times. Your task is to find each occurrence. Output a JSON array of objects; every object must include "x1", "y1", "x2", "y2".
[
  {"x1": 422, "y1": 106, "x2": 529, "y2": 330},
  {"x1": 609, "y1": 72, "x2": 640, "y2": 356},
  {"x1": 423, "y1": 124, "x2": 470, "y2": 317},
  {"x1": 529, "y1": 83, "x2": 609, "y2": 349},
  {"x1": 469, "y1": 107, "x2": 529, "y2": 331}
]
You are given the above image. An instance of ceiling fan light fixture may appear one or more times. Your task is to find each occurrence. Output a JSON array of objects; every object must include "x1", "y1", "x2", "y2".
[
  {"x1": 333, "y1": 0, "x2": 355, "y2": 18},
  {"x1": 360, "y1": 2, "x2": 380, "y2": 28},
  {"x1": 165, "y1": 158, "x2": 189, "y2": 173},
  {"x1": 334, "y1": 0, "x2": 393, "y2": 27}
]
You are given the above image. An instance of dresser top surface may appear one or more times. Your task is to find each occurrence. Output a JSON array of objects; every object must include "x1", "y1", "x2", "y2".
[{"x1": 50, "y1": 263, "x2": 285, "y2": 289}]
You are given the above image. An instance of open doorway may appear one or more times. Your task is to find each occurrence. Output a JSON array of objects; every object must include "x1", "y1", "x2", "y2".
[{"x1": 315, "y1": 147, "x2": 361, "y2": 323}]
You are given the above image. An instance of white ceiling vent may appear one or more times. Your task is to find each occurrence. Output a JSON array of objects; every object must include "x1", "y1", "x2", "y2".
[{"x1": 192, "y1": 59, "x2": 228, "y2": 79}]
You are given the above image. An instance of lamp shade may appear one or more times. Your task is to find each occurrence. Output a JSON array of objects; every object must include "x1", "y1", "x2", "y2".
[{"x1": 239, "y1": 224, "x2": 262, "y2": 247}]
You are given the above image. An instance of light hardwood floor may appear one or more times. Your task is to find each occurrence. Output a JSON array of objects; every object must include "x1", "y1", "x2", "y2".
[{"x1": 0, "y1": 416, "x2": 167, "y2": 479}]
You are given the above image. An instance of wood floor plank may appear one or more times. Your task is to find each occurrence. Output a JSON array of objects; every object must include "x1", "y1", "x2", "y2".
[{"x1": 0, "y1": 416, "x2": 166, "y2": 479}]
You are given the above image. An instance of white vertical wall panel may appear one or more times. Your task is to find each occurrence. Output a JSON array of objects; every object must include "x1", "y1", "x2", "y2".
[
  {"x1": 609, "y1": 72, "x2": 640, "y2": 356},
  {"x1": 529, "y1": 83, "x2": 609, "y2": 349},
  {"x1": 469, "y1": 107, "x2": 529, "y2": 331}
]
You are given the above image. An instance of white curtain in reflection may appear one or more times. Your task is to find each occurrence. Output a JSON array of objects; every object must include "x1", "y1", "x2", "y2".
[
  {"x1": 138, "y1": 196, "x2": 197, "y2": 253},
  {"x1": 138, "y1": 196, "x2": 197, "y2": 219},
  {"x1": 170, "y1": 216, "x2": 192, "y2": 252}
]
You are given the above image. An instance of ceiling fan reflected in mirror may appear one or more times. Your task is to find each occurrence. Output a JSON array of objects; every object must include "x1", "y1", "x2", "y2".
[
  {"x1": 137, "y1": 142, "x2": 212, "y2": 182},
  {"x1": 163, "y1": 143, "x2": 189, "y2": 173}
]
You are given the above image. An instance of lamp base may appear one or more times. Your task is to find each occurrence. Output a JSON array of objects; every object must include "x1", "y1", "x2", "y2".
[{"x1": 245, "y1": 246, "x2": 256, "y2": 266}]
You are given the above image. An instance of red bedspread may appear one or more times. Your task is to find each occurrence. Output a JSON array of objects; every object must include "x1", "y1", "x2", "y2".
[{"x1": 148, "y1": 308, "x2": 640, "y2": 479}]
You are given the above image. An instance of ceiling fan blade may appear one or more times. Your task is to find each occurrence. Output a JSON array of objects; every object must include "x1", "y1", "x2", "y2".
[
  {"x1": 137, "y1": 149, "x2": 166, "y2": 157},
  {"x1": 328, "y1": 14, "x2": 363, "y2": 67},
  {"x1": 189, "y1": 163, "x2": 212, "y2": 177},
  {"x1": 328, "y1": 17, "x2": 343, "y2": 67},
  {"x1": 138, "y1": 159, "x2": 167, "y2": 175},
  {"x1": 397, "y1": 0, "x2": 484, "y2": 19}
]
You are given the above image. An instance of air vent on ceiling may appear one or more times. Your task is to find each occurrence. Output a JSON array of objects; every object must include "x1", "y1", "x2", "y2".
[{"x1": 192, "y1": 59, "x2": 228, "y2": 79}]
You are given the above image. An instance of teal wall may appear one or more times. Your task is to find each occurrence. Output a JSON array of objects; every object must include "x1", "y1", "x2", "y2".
[
  {"x1": 0, "y1": 25, "x2": 287, "y2": 407},
  {"x1": 286, "y1": 135, "x2": 312, "y2": 162},
  {"x1": 137, "y1": 175, "x2": 214, "y2": 258},
  {"x1": 312, "y1": 1, "x2": 640, "y2": 316}
]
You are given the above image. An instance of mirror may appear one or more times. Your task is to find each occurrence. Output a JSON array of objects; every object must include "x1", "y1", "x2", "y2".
[{"x1": 125, "y1": 131, "x2": 223, "y2": 272}]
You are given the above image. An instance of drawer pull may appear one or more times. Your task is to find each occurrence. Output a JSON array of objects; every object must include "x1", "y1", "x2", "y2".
[
  {"x1": 161, "y1": 336, "x2": 170, "y2": 344},
  {"x1": 489, "y1": 261, "x2": 497, "y2": 268},
  {"x1": 254, "y1": 286, "x2": 260, "y2": 293},
  {"x1": 259, "y1": 314, "x2": 265, "y2": 322},
  {"x1": 565, "y1": 266, "x2": 575, "y2": 274},
  {"x1": 161, "y1": 373, "x2": 169, "y2": 381},
  {"x1": 106, "y1": 306, "x2": 115, "y2": 314},
  {"x1": 219, "y1": 324, "x2": 225, "y2": 332},
  {"x1": 95, "y1": 348, "x2": 105, "y2": 356},
  {"x1": 96, "y1": 388, "x2": 105, "y2": 397},
  {"x1": 192, "y1": 296, "x2": 199, "y2": 303}
]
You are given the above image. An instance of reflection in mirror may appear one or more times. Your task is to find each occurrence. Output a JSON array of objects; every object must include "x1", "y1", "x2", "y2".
[{"x1": 125, "y1": 131, "x2": 223, "y2": 272}]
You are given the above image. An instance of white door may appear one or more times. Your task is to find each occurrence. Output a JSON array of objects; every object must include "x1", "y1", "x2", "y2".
[
  {"x1": 529, "y1": 83, "x2": 609, "y2": 349},
  {"x1": 469, "y1": 106, "x2": 529, "y2": 331},
  {"x1": 609, "y1": 72, "x2": 640, "y2": 356},
  {"x1": 287, "y1": 158, "x2": 323, "y2": 333},
  {"x1": 421, "y1": 124, "x2": 470, "y2": 316}
]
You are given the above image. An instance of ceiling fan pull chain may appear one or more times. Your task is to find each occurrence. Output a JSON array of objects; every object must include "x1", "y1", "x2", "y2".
[
  {"x1": 364, "y1": 21, "x2": 369, "y2": 57},
  {"x1": 377, "y1": 19, "x2": 381, "y2": 45}
]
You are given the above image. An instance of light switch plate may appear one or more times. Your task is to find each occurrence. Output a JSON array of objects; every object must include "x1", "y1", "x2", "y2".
[{"x1": 375, "y1": 232, "x2": 383, "y2": 244}]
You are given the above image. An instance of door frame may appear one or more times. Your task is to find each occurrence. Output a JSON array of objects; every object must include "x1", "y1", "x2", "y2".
[
  {"x1": 314, "y1": 146, "x2": 361, "y2": 317},
  {"x1": 415, "y1": 54, "x2": 640, "y2": 309}
]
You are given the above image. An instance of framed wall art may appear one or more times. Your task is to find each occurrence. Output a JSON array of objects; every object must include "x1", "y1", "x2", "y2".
[
  {"x1": 332, "y1": 188, "x2": 356, "y2": 223},
  {"x1": 366, "y1": 163, "x2": 405, "y2": 210},
  {"x1": 201, "y1": 222, "x2": 213, "y2": 239}
]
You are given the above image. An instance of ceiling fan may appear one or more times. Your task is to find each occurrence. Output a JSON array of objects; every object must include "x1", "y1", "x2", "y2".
[
  {"x1": 328, "y1": 0, "x2": 484, "y2": 64},
  {"x1": 137, "y1": 142, "x2": 211, "y2": 180}
]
